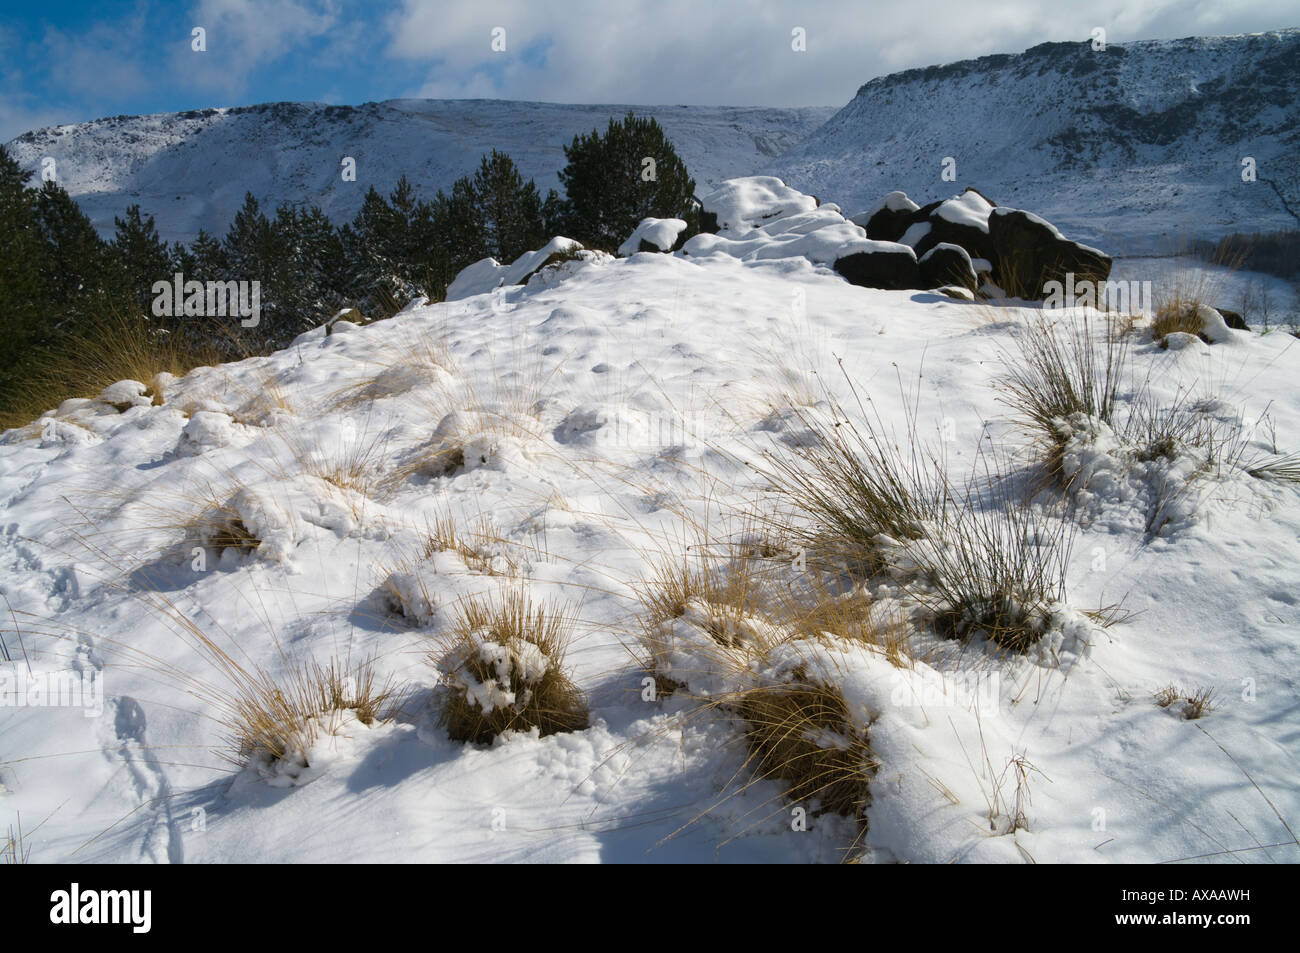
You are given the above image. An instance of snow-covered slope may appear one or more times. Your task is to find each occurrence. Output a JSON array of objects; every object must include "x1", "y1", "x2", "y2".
[
  {"x1": 11, "y1": 30, "x2": 1297, "y2": 253},
  {"x1": 5, "y1": 100, "x2": 837, "y2": 244},
  {"x1": 767, "y1": 30, "x2": 1300, "y2": 252},
  {"x1": 3, "y1": 186, "x2": 1300, "y2": 861}
]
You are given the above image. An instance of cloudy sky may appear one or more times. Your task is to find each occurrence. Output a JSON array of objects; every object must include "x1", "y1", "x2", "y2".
[{"x1": 2, "y1": 0, "x2": 1298, "y2": 140}]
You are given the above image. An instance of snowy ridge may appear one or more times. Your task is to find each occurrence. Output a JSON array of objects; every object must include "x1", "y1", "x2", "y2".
[
  {"x1": 767, "y1": 30, "x2": 1300, "y2": 251},
  {"x1": 5, "y1": 100, "x2": 837, "y2": 244}
]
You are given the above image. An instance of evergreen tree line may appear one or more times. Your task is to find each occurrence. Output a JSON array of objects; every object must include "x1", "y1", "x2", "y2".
[{"x1": 0, "y1": 112, "x2": 697, "y2": 419}]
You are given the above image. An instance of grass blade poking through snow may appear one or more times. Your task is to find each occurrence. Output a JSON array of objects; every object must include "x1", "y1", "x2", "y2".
[
  {"x1": 756, "y1": 362, "x2": 1074, "y2": 652},
  {"x1": 997, "y1": 310, "x2": 1129, "y2": 484},
  {"x1": 753, "y1": 364, "x2": 952, "y2": 576}
]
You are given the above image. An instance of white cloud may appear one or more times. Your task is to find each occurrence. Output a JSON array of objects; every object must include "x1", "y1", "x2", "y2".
[
  {"x1": 381, "y1": 0, "x2": 1300, "y2": 107},
  {"x1": 171, "y1": 0, "x2": 341, "y2": 96}
]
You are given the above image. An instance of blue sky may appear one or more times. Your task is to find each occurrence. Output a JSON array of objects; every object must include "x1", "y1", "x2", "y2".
[{"x1": 3, "y1": 0, "x2": 1299, "y2": 140}]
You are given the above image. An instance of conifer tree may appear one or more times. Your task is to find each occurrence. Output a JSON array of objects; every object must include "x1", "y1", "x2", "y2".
[
  {"x1": 35, "y1": 180, "x2": 121, "y2": 329},
  {"x1": 112, "y1": 204, "x2": 173, "y2": 316},
  {"x1": 0, "y1": 146, "x2": 46, "y2": 396},
  {"x1": 471, "y1": 150, "x2": 545, "y2": 262},
  {"x1": 557, "y1": 112, "x2": 696, "y2": 250}
]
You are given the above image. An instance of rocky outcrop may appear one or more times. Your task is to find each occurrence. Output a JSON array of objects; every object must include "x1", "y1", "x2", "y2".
[{"x1": 987, "y1": 208, "x2": 1112, "y2": 298}]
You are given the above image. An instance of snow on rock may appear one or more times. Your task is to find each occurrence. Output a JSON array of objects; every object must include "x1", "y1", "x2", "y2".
[
  {"x1": 852, "y1": 190, "x2": 921, "y2": 242},
  {"x1": 681, "y1": 177, "x2": 880, "y2": 267},
  {"x1": 178, "y1": 410, "x2": 242, "y2": 455},
  {"x1": 446, "y1": 237, "x2": 588, "y2": 300},
  {"x1": 98, "y1": 380, "x2": 153, "y2": 412},
  {"x1": 618, "y1": 217, "x2": 688, "y2": 256},
  {"x1": 833, "y1": 241, "x2": 920, "y2": 290},
  {"x1": 917, "y1": 242, "x2": 978, "y2": 291},
  {"x1": 683, "y1": 221, "x2": 876, "y2": 265},
  {"x1": 523, "y1": 249, "x2": 614, "y2": 293},
  {"x1": 869, "y1": 189, "x2": 921, "y2": 218},
  {"x1": 935, "y1": 189, "x2": 995, "y2": 232},
  {"x1": 699, "y1": 175, "x2": 818, "y2": 233},
  {"x1": 899, "y1": 221, "x2": 931, "y2": 247},
  {"x1": 988, "y1": 207, "x2": 1112, "y2": 299},
  {"x1": 1193, "y1": 303, "x2": 1236, "y2": 344}
]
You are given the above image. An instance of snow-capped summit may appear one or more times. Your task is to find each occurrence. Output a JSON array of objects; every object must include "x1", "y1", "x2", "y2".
[{"x1": 767, "y1": 30, "x2": 1300, "y2": 251}]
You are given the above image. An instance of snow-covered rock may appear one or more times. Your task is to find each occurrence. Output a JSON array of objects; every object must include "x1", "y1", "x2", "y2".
[
  {"x1": 698, "y1": 176, "x2": 818, "y2": 233},
  {"x1": 853, "y1": 189, "x2": 921, "y2": 241},
  {"x1": 618, "y1": 217, "x2": 688, "y2": 256}
]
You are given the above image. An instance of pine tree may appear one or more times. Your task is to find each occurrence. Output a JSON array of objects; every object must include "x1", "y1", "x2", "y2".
[
  {"x1": 0, "y1": 146, "x2": 46, "y2": 399},
  {"x1": 112, "y1": 204, "x2": 174, "y2": 317},
  {"x1": 222, "y1": 192, "x2": 275, "y2": 278},
  {"x1": 558, "y1": 112, "x2": 696, "y2": 250},
  {"x1": 541, "y1": 188, "x2": 566, "y2": 239},
  {"x1": 268, "y1": 202, "x2": 347, "y2": 335},
  {"x1": 217, "y1": 192, "x2": 293, "y2": 348},
  {"x1": 187, "y1": 228, "x2": 228, "y2": 281},
  {"x1": 471, "y1": 150, "x2": 545, "y2": 262},
  {"x1": 36, "y1": 181, "x2": 126, "y2": 332},
  {"x1": 341, "y1": 181, "x2": 426, "y2": 312}
]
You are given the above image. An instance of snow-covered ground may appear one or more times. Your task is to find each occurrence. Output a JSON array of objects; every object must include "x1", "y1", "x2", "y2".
[{"x1": 3, "y1": 186, "x2": 1300, "y2": 863}]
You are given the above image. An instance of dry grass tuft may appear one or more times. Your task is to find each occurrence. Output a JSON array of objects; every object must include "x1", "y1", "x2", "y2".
[
  {"x1": 631, "y1": 537, "x2": 888, "y2": 848},
  {"x1": 775, "y1": 583, "x2": 909, "y2": 663},
  {"x1": 640, "y1": 552, "x2": 774, "y2": 640},
  {"x1": 232, "y1": 657, "x2": 400, "y2": 767},
  {"x1": 755, "y1": 388, "x2": 951, "y2": 577},
  {"x1": 419, "y1": 511, "x2": 522, "y2": 577},
  {"x1": 433, "y1": 590, "x2": 588, "y2": 743},
  {"x1": 377, "y1": 514, "x2": 527, "y2": 626},
  {"x1": 635, "y1": 545, "x2": 798, "y2": 697},
  {"x1": 998, "y1": 311, "x2": 1128, "y2": 482},
  {"x1": 1155, "y1": 684, "x2": 1218, "y2": 720},
  {"x1": 755, "y1": 372, "x2": 1071, "y2": 652},
  {"x1": 274, "y1": 413, "x2": 393, "y2": 501},
  {"x1": 738, "y1": 672, "x2": 875, "y2": 822},
  {"x1": 1148, "y1": 259, "x2": 1240, "y2": 346},
  {"x1": 188, "y1": 493, "x2": 261, "y2": 557},
  {"x1": 1150, "y1": 303, "x2": 1207, "y2": 342},
  {"x1": 1246, "y1": 452, "x2": 1300, "y2": 484},
  {"x1": 919, "y1": 491, "x2": 1072, "y2": 652},
  {"x1": 0, "y1": 310, "x2": 226, "y2": 430}
]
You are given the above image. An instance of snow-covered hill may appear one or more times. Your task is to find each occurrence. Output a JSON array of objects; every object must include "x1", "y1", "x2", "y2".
[
  {"x1": 3, "y1": 177, "x2": 1299, "y2": 862},
  {"x1": 766, "y1": 30, "x2": 1300, "y2": 252},
  {"x1": 5, "y1": 100, "x2": 836, "y2": 244},
  {"x1": 9, "y1": 30, "x2": 1297, "y2": 253}
]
